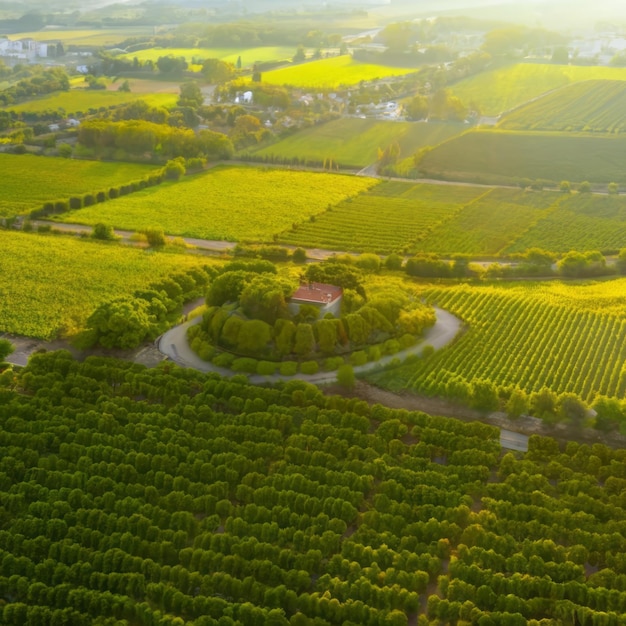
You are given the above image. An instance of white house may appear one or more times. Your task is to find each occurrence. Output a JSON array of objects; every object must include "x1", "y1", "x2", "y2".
[{"x1": 289, "y1": 282, "x2": 343, "y2": 317}]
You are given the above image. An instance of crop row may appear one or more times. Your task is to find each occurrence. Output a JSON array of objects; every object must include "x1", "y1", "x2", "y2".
[
  {"x1": 372, "y1": 279, "x2": 626, "y2": 402},
  {"x1": 500, "y1": 80, "x2": 626, "y2": 133}
]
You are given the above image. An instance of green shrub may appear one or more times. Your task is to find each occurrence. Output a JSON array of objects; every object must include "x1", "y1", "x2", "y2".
[
  {"x1": 279, "y1": 361, "x2": 298, "y2": 376},
  {"x1": 300, "y1": 360, "x2": 319, "y2": 375},
  {"x1": 83, "y1": 194, "x2": 95, "y2": 207},
  {"x1": 383, "y1": 339, "x2": 400, "y2": 355},
  {"x1": 323, "y1": 356, "x2": 344, "y2": 371},
  {"x1": 399, "y1": 333, "x2": 416, "y2": 349},
  {"x1": 69, "y1": 197, "x2": 82, "y2": 210},
  {"x1": 367, "y1": 345, "x2": 381, "y2": 362},
  {"x1": 212, "y1": 352, "x2": 235, "y2": 368},
  {"x1": 54, "y1": 200, "x2": 69, "y2": 213},
  {"x1": 256, "y1": 361, "x2": 277, "y2": 375},
  {"x1": 349, "y1": 350, "x2": 368, "y2": 366},
  {"x1": 421, "y1": 344, "x2": 435, "y2": 358},
  {"x1": 96, "y1": 190, "x2": 107, "y2": 203},
  {"x1": 232, "y1": 357, "x2": 258, "y2": 373}
]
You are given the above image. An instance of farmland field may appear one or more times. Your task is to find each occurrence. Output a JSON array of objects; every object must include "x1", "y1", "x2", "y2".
[
  {"x1": 499, "y1": 80, "x2": 626, "y2": 133},
  {"x1": 3, "y1": 88, "x2": 177, "y2": 114},
  {"x1": 418, "y1": 129, "x2": 626, "y2": 184},
  {"x1": 57, "y1": 165, "x2": 377, "y2": 241},
  {"x1": 277, "y1": 181, "x2": 485, "y2": 253},
  {"x1": 246, "y1": 119, "x2": 464, "y2": 168},
  {"x1": 370, "y1": 278, "x2": 626, "y2": 402},
  {"x1": 506, "y1": 193, "x2": 626, "y2": 253},
  {"x1": 0, "y1": 154, "x2": 157, "y2": 219},
  {"x1": 450, "y1": 63, "x2": 626, "y2": 116},
  {"x1": 119, "y1": 46, "x2": 296, "y2": 68},
  {"x1": 259, "y1": 55, "x2": 418, "y2": 88},
  {"x1": 8, "y1": 27, "x2": 154, "y2": 46},
  {"x1": 417, "y1": 188, "x2": 562, "y2": 255},
  {"x1": 0, "y1": 230, "x2": 211, "y2": 339}
]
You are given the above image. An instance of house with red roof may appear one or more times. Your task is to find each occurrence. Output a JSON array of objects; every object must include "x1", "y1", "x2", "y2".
[{"x1": 289, "y1": 282, "x2": 343, "y2": 317}]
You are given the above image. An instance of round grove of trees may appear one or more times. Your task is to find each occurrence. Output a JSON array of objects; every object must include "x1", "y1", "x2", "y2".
[{"x1": 188, "y1": 259, "x2": 435, "y2": 374}]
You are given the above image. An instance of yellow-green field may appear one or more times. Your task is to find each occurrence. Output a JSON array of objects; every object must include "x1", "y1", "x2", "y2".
[
  {"x1": 259, "y1": 55, "x2": 418, "y2": 88},
  {"x1": 451, "y1": 63, "x2": 626, "y2": 116},
  {"x1": 0, "y1": 154, "x2": 157, "y2": 218},
  {"x1": 55, "y1": 165, "x2": 378, "y2": 241},
  {"x1": 119, "y1": 46, "x2": 297, "y2": 68},
  {"x1": 8, "y1": 27, "x2": 154, "y2": 46},
  {"x1": 3, "y1": 88, "x2": 177, "y2": 114},
  {"x1": 0, "y1": 230, "x2": 212, "y2": 339},
  {"x1": 246, "y1": 118, "x2": 464, "y2": 168}
]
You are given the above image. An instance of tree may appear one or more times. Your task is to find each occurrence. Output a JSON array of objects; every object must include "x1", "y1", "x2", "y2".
[
  {"x1": 470, "y1": 380, "x2": 499, "y2": 411},
  {"x1": 164, "y1": 158, "x2": 186, "y2": 180},
  {"x1": 336, "y1": 364, "x2": 355, "y2": 390},
  {"x1": 57, "y1": 143, "x2": 72, "y2": 158},
  {"x1": 293, "y1": 46, "x2": 306, "y2": 63},
  {"x1": 578, "y1": 180, "x2": 592, "y2": 193},
  {"x1": 118, "y1": 80, "x2": 131, "y2": 92},
  {"x1": 405, "y1": 95, "x2": 429, "y2": 120},
  {"x1": 92, "y1": 223, "x2": 115, "y2": 241},
  {"x1": 201, "y1": 58, "x2": 235, "y2": 84},
  {"x1": 379, "y1": 22, "x2": 414, "y2": 52},
  {"x1": 157, "y1": 56, "x2": 188, "y2": 76},
  {"x1": 608, "y1": 182, "x2": 619, "y2": 194},
  {"x1": 236, "y1": 56, "x2": 242, "y2": 69},
  {"x1": 559, "y1": 180, "x2": 571, "y2": 193},
  {"x1": 0, "y1": 338, "x2": 14, "y2": 362},
  {"x1": 178, "y1": 82, "x2": 203, "y2": 108},
  {"x1": 292, "y1": 248, "x2": 307, "y2": 264},
  {"x1": 294, "y1": 323, "x2": 315, "y2": 357},
  {"x1": 506, "y1": 389, "x2": 529, "y2": 419}
]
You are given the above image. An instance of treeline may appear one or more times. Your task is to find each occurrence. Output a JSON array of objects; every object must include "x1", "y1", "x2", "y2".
[
  {"x1": 81, "y1": 265, "x2": 215, "y2": 350},
  {"x1": 0, "y1": 67, "x2": 69, "y2": 108},
  {"x1": 0, "y1": 351, "x2": 625, "y2": 625},
  {"x1": 77, "y1": 119, "x2": 234, "y2": 161}
]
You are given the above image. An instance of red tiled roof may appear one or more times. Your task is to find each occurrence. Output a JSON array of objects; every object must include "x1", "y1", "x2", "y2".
[{"x1": 291, "y1": 282, "x2": 343, "y2": 305}]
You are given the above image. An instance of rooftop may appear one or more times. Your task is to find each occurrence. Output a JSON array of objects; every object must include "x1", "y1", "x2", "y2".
[{"x1": 291, "y1": 282, "x2": 343, "y2": 305}]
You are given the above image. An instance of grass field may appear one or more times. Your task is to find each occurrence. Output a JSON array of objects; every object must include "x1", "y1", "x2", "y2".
[
  {"x1": 0, "y1": 230, "x2": 211, "y2": 339},
  {"x1": 8, "y1": 27, "x2": 154, "y2": 46},
  {"x1": 119, "y1": 46, "x2": 296, "y2": 68},
  {"x1": 451, "y1": 63, "x2": 626, "y2": 116},
  {"x1": 3, "y1": 88, "x2": 177, "y2": 114},
  {"x1": 506, "y1": 192, "x2": 626, "y2": 254},
  {"x1": 418, "y1": 129, "x2": 626, "y2": 184},
  {"x1": 246, "y1": 119, "x2": 464, "y2": 168},
  {"x1": 499, "y1": 80, "x2": 626, "y2": 133},
  {"x1": 259, "y1": 55, "x2": 418, "y2": 88},
  {"x1": 0, "y1": 154, "x2": 157, "y2": 219},
  {"x1": 56, "y1": 165, "x2": 377, "y2": 241},
  {"x1": 370, "y1": 278, "x2": 626, "y2": 402},
  {"x1": 278, "y1": 181, "x2": 485, "y2": 253}
]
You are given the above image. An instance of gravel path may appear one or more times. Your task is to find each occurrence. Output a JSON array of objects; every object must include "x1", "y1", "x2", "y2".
[{"x1": 157, "y1": 306, "x2": 462, "y2": 384}]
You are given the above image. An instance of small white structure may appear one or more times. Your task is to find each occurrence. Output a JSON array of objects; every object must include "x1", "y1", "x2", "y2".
[
  {"x1": 289, "y1": 282, "x2": 343, "y2": 317},
  {"x1": 0, "y1": 38, "x2": 47, "y2": 59},
  {"x1": 66, "y1": 118, "x2": 80, "y2": 127},
  {"x1": 242, "y1": 90, "x2": 253, "y2": 104}
]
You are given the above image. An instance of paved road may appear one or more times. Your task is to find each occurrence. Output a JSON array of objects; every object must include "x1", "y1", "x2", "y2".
[{"x1": 157, "y1": 306, "x2": 462, "y2": 384}]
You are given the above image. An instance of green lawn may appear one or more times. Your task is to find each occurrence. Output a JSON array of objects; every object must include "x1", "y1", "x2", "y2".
[
  {"x1": 418, "y1": 129, "x2": 626, "y2": 184},
  {"x1": 56, "y1": 165, "x2": 378, "y2": 241},
  {"x1": 258, "y1": 55, "x2": 418, "y2": 88},
  {"x1": 0, "y1": 154, "x2": 157, "y2": 219},
  {"x1": 451, "y1": 63, "x2": 626, "y2": 116},
  {"x1": 247, "y1": 118, "x2": 464, "y2": 168}
]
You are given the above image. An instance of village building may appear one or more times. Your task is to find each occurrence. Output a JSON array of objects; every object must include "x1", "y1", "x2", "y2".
[{"x1": 289, "y1": 282, "x2": 343, "y2": 317}]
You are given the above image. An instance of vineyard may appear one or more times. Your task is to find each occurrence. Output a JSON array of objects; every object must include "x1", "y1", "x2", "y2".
[
  {"x1": 0, "y1": 154, "x2": 157, "y2": 219},
  {"x1": 3, "y1": 89, "x2": 177, "y2": 114},
  {"x1": 417, "y1": 188, "x2": 562, "y2": 255},
  {"x1": 499, "y1": 80, "x2": 626, "y2": 133},
  {"x1": 278, "y1": 181, "x2": 484, "y2": 253},
  {"x1": 0, "y1": 354, "x2": 625, "y2": 626},
  {"x1": 247, "y1": 119, "x2": 464, "y2": 169},
  {"x1": 370, "y1": 278, "x2": 626, "y2": 403},
  {"x1": 258, "y1": 55, "x2": 418, "y2": 88},
  {"x1": 506, "y1": 193, "x2": 626, "y2": 254},
  {"x1": 0, "y1": 230, "x2": 212, "y2": 339},
  {"x1": 450, "y1": 62, "x2": 626, "y2": 116},
  {"x1": 418, "y1": 129, "x2": 626, "y2": 184},
  {"x1": 58, "y1": 165, "x2": 377, "y2": 241}
]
